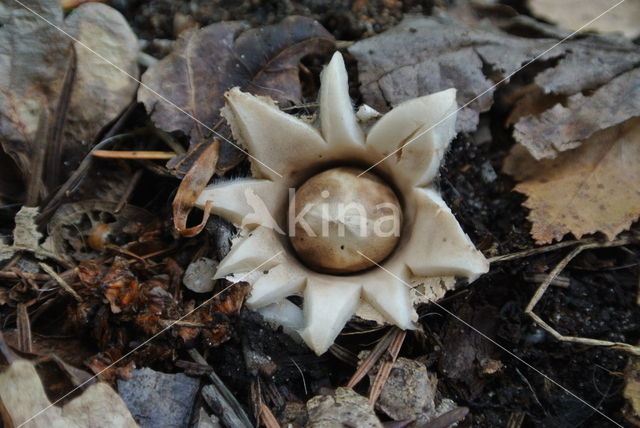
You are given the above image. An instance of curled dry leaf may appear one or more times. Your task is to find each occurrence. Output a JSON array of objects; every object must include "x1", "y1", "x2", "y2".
[
  {"x1": 504, "y1": 118, "x2": 640, "y2": 244},
  {"x1": 138, "y1": 16, "x2": 335, "y2": 173},
  {"x1": 349, "y1": 13, "x2": 565, "y2": 133},
  {"x1": 0, "y1": 1, "x2": 138, "y2": 189},
  {"x1": 0, "y1": 358, "x2": 137, "y2": 427},
  {"x1": 173, "y1": 139, "x2": 220, "y2": 237}
]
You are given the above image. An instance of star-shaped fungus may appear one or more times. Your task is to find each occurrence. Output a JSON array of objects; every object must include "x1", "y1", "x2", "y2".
[{"x1": 196, "y1": 52, "x2": 489, "y2": 355}]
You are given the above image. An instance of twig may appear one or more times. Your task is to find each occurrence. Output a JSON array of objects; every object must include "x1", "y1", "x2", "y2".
[
  {"x1": 92, "y1": 150, "x2": 176, "y2": 159},
  {"x1": 159, "y1": 319, "x2": 205, "y2": 328},
  {"x1": 0, "y1": 271, "x2": 50, "y2": 281},
  {"x1": 153, "y1": 127, "x2": 186, "y2": 155},
  {"x1": 258, "y1": 402, "x2": 280, "y2": 428},
  {"x1": 37, "y1": 130, "x2": 144, "y2": 223},
  {"x1": 525, "y1": 236, "x2": 640, "y2": 355},
  {"x1": 188, "y1": 349, "x2": 253, "y2": 428},
  {"x1": 328, "y1": 343, "x2": 359, "y2": 367},
  {"x1": 16, "y1": 303, "x2": 32, "y2": 353},
  {"x1": 25, "y1": 109, "x2": 49, "y2": 206},
  {"x1": 369, "y1": 328, "x2": 405, "y2": 405},
  {"x1": 47, "y1": 46, "x2": 76, "y2": 191},
  {"x1": 506, "y1": 412, "x2": 526, "y2": 428},
  {"x1": 115, "y1": 169, "x2": 143, "y2": 213},
  {"x1": 488, "y1": 238, "x2": 599, "y2": 263},
  {"x1": 38, "y1": 262, "x2": 82, "y2": 302},
  {"x1": 200, "y1": 385, "x2": 250, "y2": 428},
  {"x1": 346, "y1": 327, "x2": 396, "y2": 388}
]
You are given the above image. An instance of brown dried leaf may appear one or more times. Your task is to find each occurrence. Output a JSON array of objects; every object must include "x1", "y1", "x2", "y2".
[
  {"x1": 528, "y1": 0, "x2": 640, "y2": 39},
  {"x1": 138, "y1": 16, "x2": 335, "y2": 171},
  {"x1": 349, "y1": 14, "x2": 565, "y2": 133},
  {"x1": 173, "y1": 139, "x2": 220, "y2": 237},
  {"x1": 0, "y1": 358, "x2": 138, "y2": 427},
  {"x1": 504, "y1": 118, "x2": 640, "y2": 244},
  {"x1": 0, "y1": 1, "x2": 139, "y2": 188}
]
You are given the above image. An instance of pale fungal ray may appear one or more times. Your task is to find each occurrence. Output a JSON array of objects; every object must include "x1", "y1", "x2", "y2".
[
  {"x1": 300, "y1": 279, "x2": 362, "y2": 355},
  {"x1": 222, "y1": 87, "x2": 328, "y2": 179},
  {"x1": 366, "y1": 89, "x2": 457, "y2": 186},
  {"x1": 214, "y1": 227, "x2": 284, "y2": 279},
  {"x1": 319, "y1": 52, "x2": 365, "y2": 149},
  {"x1": 257, "y1": 300, "x2": 305, "y2": 342},
  {"x1": 361, "y1": 276, "x2": 416, "y2": 329},
  {"x1": 402, "y1": 188, "x2": 489, "y2": 280},
  {"x1": 196, "y1": 178, "x2": 285, "y2": 230},
  {"x1": 246, "y1": 263, "x2": 307, "y2": 308},
  {"x1": 199, "y1": 53, "x2": 488, "y2": 356}
]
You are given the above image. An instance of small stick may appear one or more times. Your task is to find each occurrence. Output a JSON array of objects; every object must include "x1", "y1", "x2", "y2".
[
  {"x1": 115, "y1": 169, "x2": 143, "y2": 213},
  {"x1": 159, "y1": 319, "x2": 205, "y2": 328},
  {"x1": 38, "y1": 262, "x2": 82, "y2": 302},
  {"x1": 92, "y1": 150, "x2": 176, "y2": 160},
  {"x1": 25, "y1": 109, "x2": 49, "y2": 206},
  {"x1": 488, "y1": 238, "x2": 598, "y2": 263},
  {"x1": 16, "y1": 303, "x2": 32, "y2": 353},
  {"x1": 369, "y1": 328, "x2": 405, "y2": 405},
  {"x1": 259, "y1": 402, "x2": 280, "y2": 428},
  {"x1": 188, "y1": 349, "x2": 253, "y2": 428},
  {"x1": 0, "y1": 271, "x2": 50, "y2": 281},
  {"x1": 346, "y1": 327, "x2": 396, "y2": 388},
  {"x1": 525, "y1": 237, "x2": 640, "y2": 355}
]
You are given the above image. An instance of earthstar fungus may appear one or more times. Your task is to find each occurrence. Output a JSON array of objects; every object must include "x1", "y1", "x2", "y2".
[{"x1": 196, "y1": 52, "x2": 489, "y2": 355}]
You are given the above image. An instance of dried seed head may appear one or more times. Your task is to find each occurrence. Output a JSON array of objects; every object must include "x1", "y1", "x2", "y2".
[{"x1": 289, "y1": 167, "x2": 402, "y2": 274}]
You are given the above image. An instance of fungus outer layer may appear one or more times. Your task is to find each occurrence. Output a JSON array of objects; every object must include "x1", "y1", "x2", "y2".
[{"x1": 195, "y1": 52, "x2": 490, "y2": 355}]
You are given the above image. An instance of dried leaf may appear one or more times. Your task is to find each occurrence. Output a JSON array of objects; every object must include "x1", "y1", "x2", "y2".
[
  {"x1": 0, "y1": 206, "x2": 64, "y2": 264},
  {"x1": 514, "y1": 68, "x2": 640, "y2": 159},
  {"x1": 528, "y1": 0, "x2": 640, "y2": 39},
  {"x1": 173, "y1": 139, "x2": 220, "y2": 237},
  {"x1": 138, "y1": 16, "x2": 335, "y2": 172},
  {"x1": 0, "y1": 358, "x2": 138, "y2": 427},
  {"x1": 349, "y1": 14, "x2": 565, "y2": 133},
  {"x1": 533, "y1": 40, "x2": 640, "y2": 96},
  {"x1": 504, "y1": 118, "x2": 640, "y2": 244},
  {"x1": 0, "y1": 1, "x2": 139, "y2": 189},
  {"x1": 12, "y1": 206, "x2": 42, "y2": 249}
]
